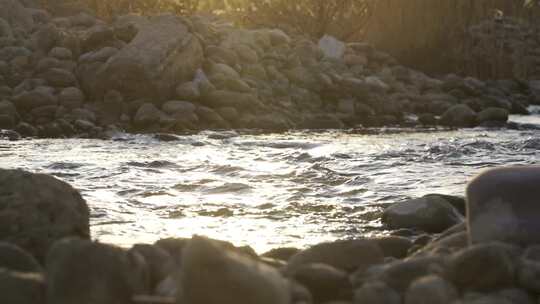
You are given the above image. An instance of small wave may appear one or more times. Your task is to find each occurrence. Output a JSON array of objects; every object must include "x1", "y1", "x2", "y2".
[
  {"x1": 124, "y1": 160, "x2": 178, "y2": 168},
  {"x1": 46, "y1": 162, "x2": 85, "y2": 170},
  {"x1": 204, "y1": 182, "x2": 252, "y2": 194}
]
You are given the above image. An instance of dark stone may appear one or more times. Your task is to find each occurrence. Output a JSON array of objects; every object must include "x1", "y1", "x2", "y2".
[
  {"x1": 262, "y1": 247, "x2": 301, "y2": 261},
  {"x1": 375, "y1": 256, "x2": 445, "y2": 292},
  {"x1": 373, "y1": 236, "x2": 413, "y2": 259},
  {"x1": 291, "y1": 263, "x2": 351, "y2": 303},
  {"x1": 404, "y1": 275, "x2": 458, "y2": 304},
  {"x1": 0, "y1": 242, "x2": 41, "y2": 272},
  {"x1": 382, "y1": 196, "x2": 463, "y2": 233},
  {"x1": 287, "y1": 239, "x2": 384, "y2": 273},
  {"x1": 46, "y1": 239, "x2": 149, "y2": 304},
  {"x1": 353, "y1": 281, "x2": 400, "y2": 304},
  {"x1": 130, "y1": 244, "x2": 173, "y2": 289},
  {"x1": 467, "y1": 166, "x2": 540, "y2": 245},
  {"x1": 0, "y1": 269, "x2": 45, "y2": 304},
  {"x1": 181, "y1": 236, "x2": 290, "y2": 304},
  {"x1": 448, "y1": 242, "x2": 518, "y2": 291},
  {"x1": 14, "y1": 122, "x2": 37, "y2": 137},
  {"x1": 440, "y1": 104, "x2": 477, "y2": 128},
  {"x1": 0, "y1": 169, "x2": 90, "y2": 262},
  {"x1": 42, "y1": 68, "x2": 76, "y2": 87}
]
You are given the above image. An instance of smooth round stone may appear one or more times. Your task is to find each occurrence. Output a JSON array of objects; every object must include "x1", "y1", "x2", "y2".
[{"x1": 467, "y1": 166, "x2": 540, "y2": 245}]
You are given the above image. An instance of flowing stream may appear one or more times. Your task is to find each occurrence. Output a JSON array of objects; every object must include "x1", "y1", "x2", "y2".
[{"x1": 1, "y1": 111, "x2": 539, "y2": 253}]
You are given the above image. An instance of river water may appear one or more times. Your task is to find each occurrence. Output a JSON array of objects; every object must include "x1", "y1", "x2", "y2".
[{"x1": 1, "y1": 111, "x2": 540, "y2": 253}]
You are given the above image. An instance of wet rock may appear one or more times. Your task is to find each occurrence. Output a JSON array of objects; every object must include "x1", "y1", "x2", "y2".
[
  {"x1": 162, "y1": 100, "x2": 196, "y2": 115},
  {"x1": 0, "y1": 113, "x2": 15, "y2": 128},
  {"x1": 263, "y1": 247, "x2": 301, "y2": 261},
  {"x1": 0, "y1": 99, "x2": 18, "y2": 121},
  {"x1": 0, "y1": 242, "x2": 41, "y2": 272},
  {"x1": 404, "y1": 275, "x2": 458, "y2": 304},
  {"x1": 0, "y1": 169, "x2": 90, "y2": 262},
  {"x1": 46, "y1": 239, "x2": 149, "y2": 304},
  {"x1": 373, "y1": 256, "x2": 446, "y2": 292},
  {"x1": 201, "y1": 90, "x2": 261, "y2": 110},
  {"x1": 176, "y1": 81, "x2": 200, "y2": 101},
  {"x1": 130, "y1": 244, "x2": 173, "y2": 289},
  {"x1": 154, "y1": 237, "x2": 189, "y2": 265},
  {"x1": 0, "y1": 269, "x2": 45, "y2": 304},
  {"x1": 382, "y1": 195, "x2": 463, "y2": 233},
  {"x1": 82, "y1": 24, "x2": 114, "y2": 52},
  {"x1": 134, "y1": 103, "x2": 163, "y2": 129},
  {"x1": 48, "y1": 47, "x2": 72, "y2": 60},
  {"x1": 298, "y1": 114, "x2": 345, "y2": 129},
  {"x1": 467, "y1": 166, "x2": 540, "y2": 245},
  {"x1": 440, "y1": 104, "x2": 477, "y2": 127},
  {"x1": 181, "y1": 236, "x2": 290, "y2": 304},
  {"x1": 42, "y1": 68, "x2": 76, "y2": 87},
  {"x1": 0, "y1": 0, "x2": 34, "y2": 34},
  {"x1": 30, "y1": 24, "x2": 59, "y2": 53},
  {"x1": 15, "y1": 121, "x2": 37, "y2": 137},
  {"x1": 373, "y1": 236, "x2": 414, "y2": 259},
  {"x1": 353, "y1": 281, "x2": 400, "y2": 304},
  {"x1": 477, "y1": 107, "x2": 509, "y2": 124},
  {"x1": 497, "y1": 288, "x2": 536, "y2": 304},
  {"x1": 291, "y1": 263, "x2": 351, "y2": 303},
  {"x1": 12, "y1": 87, "x2": 57, "y2": 111},
  {"x1": 196, "y1": 106, "x2": 229, "y2": 128},
  {"x1": 58, "y1": 86, "x2": 84, "y2": 109},
  {"x1": 91, "y1": 15, "x2": 203, "y2": 100},
  {"x1": 448, "y1": 242, "x2": 518, "y2": 291},
  {"x1": 113, "y1": 22, "x2": 138, "y2": 43},
  {"x1": 411, "y1": 231, "x2": 468, "y2": 257},
  {"x1": 287, "y1": 239, "x2": 384, "y2": 273},
  {"x1": 423, "y1": 194, "x2": 466, "y2": 216}
]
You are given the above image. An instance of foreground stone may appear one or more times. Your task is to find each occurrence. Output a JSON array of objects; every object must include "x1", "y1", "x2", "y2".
[
  {"x1": 46, "y1": 238, "x2": 149, "y2": 304},
  {"x1": 467, "y1": 166, "x2": 540, "y2": 245},
  {"x1": 181, "y1": 235, "x2": 291, "y2": 304},
  {"x1": 0, "y1": 269, "x2": 45, "y2": 304},
  {"x1": 0, "y1": 169, "x2": 90, "y2": 262}
]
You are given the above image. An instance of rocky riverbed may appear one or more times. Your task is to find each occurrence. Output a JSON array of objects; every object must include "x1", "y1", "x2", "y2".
[
  {"x1": 0, "y1": 0, "x2": 539, "y2": 140},
  {"x1": 2, "y1": 166, "x2": 540, "y2": 304}
]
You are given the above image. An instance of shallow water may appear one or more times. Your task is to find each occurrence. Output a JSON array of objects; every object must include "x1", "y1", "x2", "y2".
[{"x1": 1, "y1": 113, "x2": 540, "y2": 253}]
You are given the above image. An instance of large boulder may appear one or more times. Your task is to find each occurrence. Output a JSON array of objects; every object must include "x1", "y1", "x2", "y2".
[
  {"x1": 181, "y1": 236, "x2": 291, "y2": 304},
  {"x1": 90, "y1": 15, "x2": 203, "y2": 101},
  {"x1": 467, "y1": 166, "x2": 540, "y2": 245},
  {"x1": 46, "y1": 239, "x2": 149, "y2": 304},
  {"x1": 382, "y1": 195, "x2": 463, "y2": 233},
  {"x1": 0, "y1": 0, "x2": 33, "y2": 34},
  {"x1": 0, "y1": 169, "x2": 90, "y2": 262},
  {"x1": 440, "y1": 104, "x2": 477, "y2": 128}
]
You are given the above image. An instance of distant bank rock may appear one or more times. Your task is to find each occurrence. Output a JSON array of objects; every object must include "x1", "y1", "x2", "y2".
[
  {"x1": 0, "y1": 169, "x2": 90, "y2": 262},
  {"x1": 88, "y1": 14, "x2": 203, "y2": 101}
]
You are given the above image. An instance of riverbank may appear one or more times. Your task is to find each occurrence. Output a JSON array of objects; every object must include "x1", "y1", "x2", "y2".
[
  {"x1": 0, "y1": 0, "x2": 539, "y2": 140},
  {"x1": 1, "y1": 167, "x2": 540, "y2": 304}
]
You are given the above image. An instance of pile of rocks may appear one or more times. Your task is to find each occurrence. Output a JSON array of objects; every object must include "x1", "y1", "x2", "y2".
[
  {"x1": 0, "y1": 0, "x2": 538, "y2": 139},
  {"x1": 2, "y1": 166, "x2": 540, "y2": 304}
]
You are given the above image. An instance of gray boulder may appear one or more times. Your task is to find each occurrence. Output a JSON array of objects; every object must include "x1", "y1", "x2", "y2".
[
  {"x1": 0, "y1": 269, "x2": 45, "y2": 304},
  {"x1": 440, "y1": 104, "x2": 477, "y2": 127},
  {"x1": 162, "y1": 100, "x2": 196, "y2": 115},
  {"x1": 353, "y1": 281, "x2": 400, "y2": 304},
  {"x1": 90, "y1": 15, "x2": 203, "y2": 101},
  {"x1": 0, "y1": 242, "x2": 41, "y2": 272},
  {"x1": 175, "y1": 81, "x2": 200, "y2": 101},
  {"x1": 404, "y1": 275, "x2": 458, "y2": 304},
  {"x1": 46, "y1": 239, "x2": 149, "y2": 304},
  {"x1": 201, "y1": 90, "x2": 262, "y2": 110},
  {"x1": 467, "y1": 166, "x2": 540, "y2": 245},
  {"x1": 382, "y1": 195, "x2": 463, "y2": 233},
  {"x1": 476, "y1": 107, "x2": 509, "y2": 124},
  {"x1": 58, "y1": 87, "x2": 85, "y2": 109},
  {"x1": 0, "y1": 169, "x2": 90, "y2": 262},
  {"x1": 290, "y1": 263, "x2": 350, "y2": 303},
  {"x1": 42, "y1": 68, "x2": 76, "y2": 87},
  {"x1": 134, "y1": 103, "x2": 163, "y2": 129},
  {"x1": 0, "y1": 0, "x2": 33, "y2": 34},
  {"x1": 447, "y1": 242, "x2": 518, "y2": 291},
  {"x1": 181, "y1": 236, "x2": 291, "y2": 304}
]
